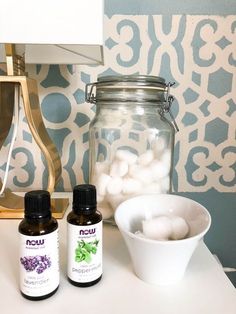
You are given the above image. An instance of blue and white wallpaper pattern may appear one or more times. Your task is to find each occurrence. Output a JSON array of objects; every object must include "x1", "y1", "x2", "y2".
[{"x1": 0, "y1": 14, "x2": 235, "y2": 194}]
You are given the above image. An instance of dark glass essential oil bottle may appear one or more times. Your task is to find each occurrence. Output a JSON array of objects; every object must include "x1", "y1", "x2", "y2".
[
  {"x1": 67, "y1": 184, "x2": 103, "y2": 287},
  {"x1": 18, "y1": 190, "x2": 59, "y2": 301}
]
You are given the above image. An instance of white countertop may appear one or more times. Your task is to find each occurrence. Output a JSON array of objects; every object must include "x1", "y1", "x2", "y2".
[{"x1": 0, "y1": 193, "x2": 235, "y2": 314}]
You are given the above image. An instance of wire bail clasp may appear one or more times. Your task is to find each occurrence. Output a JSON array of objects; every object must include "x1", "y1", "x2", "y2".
[
  {"x1": 85, "y1": 82, "x2": 97, "y2": 103},
  {"x1": 160, "y1": 82, "x2": 179, "y2": 132}
]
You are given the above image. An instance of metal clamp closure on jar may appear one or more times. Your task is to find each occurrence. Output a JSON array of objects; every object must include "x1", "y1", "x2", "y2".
[{"x1": 85, "y1": 75, "x2": 179, "y2": 132}]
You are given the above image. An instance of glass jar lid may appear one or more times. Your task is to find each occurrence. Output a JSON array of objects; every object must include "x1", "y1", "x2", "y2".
[
  {"x1": 86, "y1": 75, "x2": 171, "y2": 104},
  {"x1": 85, "y1": 75, "x2": 179, "y2": 132},
  {"x1": 97, "y1": 75, "x2": 166, "y2": 85}
]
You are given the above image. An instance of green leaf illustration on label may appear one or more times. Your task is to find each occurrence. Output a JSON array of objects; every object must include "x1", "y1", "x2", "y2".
[{"x1": 75, "y1": 239, "x2": 99, "y2": 263}]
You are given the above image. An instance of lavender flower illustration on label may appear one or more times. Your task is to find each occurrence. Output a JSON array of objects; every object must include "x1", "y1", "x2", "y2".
[{"x1": 20, "y1": 255, "x2": 51, "y2": 274}]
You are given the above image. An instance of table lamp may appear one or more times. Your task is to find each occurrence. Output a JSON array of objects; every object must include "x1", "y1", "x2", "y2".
[{"x1": 0, "y1": 0, "x2": 104, "y2": 218}]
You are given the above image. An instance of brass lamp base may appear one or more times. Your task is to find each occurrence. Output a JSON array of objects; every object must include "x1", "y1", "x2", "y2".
[
  {"x1": 0, "y1": 189, "x2": 69, "y2": 219},
  {"x1": 0, "y1": 44, "x2": 69, "y2": 218}
]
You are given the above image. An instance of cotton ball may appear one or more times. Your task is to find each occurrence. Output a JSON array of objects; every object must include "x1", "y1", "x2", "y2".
[
  {"x1": 142, "y1": 182, "x2": 162, "y2": 194},
  {"x1": 147, "y1": 130, "x2": 159, "y2": 144},
  {"x1": 122, "y1": 177, "x2": 142, "y2": 194},
  {"x1": 107, "y1": 193, "x2": 127, "y2": 211},
  {"x1": 128, "y1": 164, "x2": 140, "y2": 178},
  {"x1": 94, "y1": 161, "x2": 109, "y2": 175},
  {"x1": 136, "y1": 168, "x2": 153, "y2": 184},
  {"x1": 170, "y1": 216, "x2": 189, "y2": 240},
  {"x1": 96, "y1": 173, "x2": 111, "y2": 196},
  {"x1": 106, "y1": 177, "x2": 123, "y2": 195},
  {"x1": 150, "y1": 160, "x2": 170, "y2": 180},
  {"x1": 129, "y1": 165, "x2": 153, "y2": 184},
  {"x1": 160, "y1": 176, "x2": 170, "y2": 192},
  {"x1": 115, "y1": 150, "x2": 138, "y2": 165},
  {"x1": 152, "y1": 137, "x2": 166, "y2": 158},
  {"x1": 98, "y1": 201, "x2": 113, "y2": 220},
  {"x1": 138, "y1": 150, "x2": 154, "y2": 166},
  {"x1": 161, "y1": 150, "x2": 171, "y2": 167},
  {"x1": 97, "y1": 194, "x2": 104, "y2": 203},
  {"x1": 110, "y1": 160, "x2": 129, "y2": 177},
  {"x1": 142, "y1": 216, "x2": 173, "y2": 241}
]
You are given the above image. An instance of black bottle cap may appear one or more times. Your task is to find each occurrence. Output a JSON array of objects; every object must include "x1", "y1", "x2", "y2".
[
  {"x1": 24, "y1": 190, "x2": 51, "y2": 219},
  {"x1": 73, "y1": 184, "x2": 97, "y2": 213}
]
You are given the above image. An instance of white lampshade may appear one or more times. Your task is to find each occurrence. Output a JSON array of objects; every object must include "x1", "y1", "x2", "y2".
[{"x1": 0, "y1": 0, "x2": 104, "y2": 65}]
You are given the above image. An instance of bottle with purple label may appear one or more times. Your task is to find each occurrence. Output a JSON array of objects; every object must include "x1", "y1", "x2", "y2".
[
  {"x1": 18, "y1": 190, "x2": 59, "y2": 300},
  {"x1": 67, "y1": 184, "x2": 103, "y2": 287}
]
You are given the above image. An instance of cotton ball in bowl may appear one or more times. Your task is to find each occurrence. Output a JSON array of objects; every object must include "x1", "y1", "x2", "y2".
[
  {"x1": 170, "y1": 216, "x2": 189, "y2": 240},
  {"x1": 141, "y1": 215, "x2": 189, "y2": 241},
  {"x1": 142, "y1": 216, "x2": 173, "y2": 241},
  {"x1": 115, "y1": 194, "x2": 211, "y2": 285}
]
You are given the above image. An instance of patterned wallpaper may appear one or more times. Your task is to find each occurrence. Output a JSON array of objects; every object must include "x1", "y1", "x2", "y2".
[{"x1": 0, "y1": 12, "x2": 235, "y2": 195}]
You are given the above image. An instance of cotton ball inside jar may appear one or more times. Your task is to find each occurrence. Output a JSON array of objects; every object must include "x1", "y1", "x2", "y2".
[
  {"x1": 122, "y1": 177, "x2": 142, "y2": 195},
  {"x1": 107, "y1": 193, "x2": 128, "y2": 211},
  {"x1": 110, "y1": 160, "x2": 129, "y2": 177},
  {"x1": 141, "y1": 182, "x2": 162, "y2": 194},
  {"x1": 142, "y1": 216, "x2": 173, "y2": 241},
  {"x1": 152, "y1": 137, "x2": 166, "y2": 158},
  {"x1": 138, "y1": 150, "x2": 154, "y2": 166},
  {"x1": 128, "y1": 164, "x2": 139, "y2": 178},
  {"x1": 150, "y1": 160, "x2": 170, "y2": 180},
  {"x1": 161, "y1": 150, "x2": 171, "y2": 167},
  {"x1": 97, "y1": 193, "x2": 104, "y2": 203},
  {"x1": 94, "y1": 161, "x2": 110, "y2": 176},
  {"x1": 106, "y1": 177, "x2": 123, "y2": 195},
  {"x1": 96, "y1": 173, "x2": 111, "y2": 196},
  {"x1": 170, "y1": 216, "x2": 189, "y2": 240},
  {"x1": 129, "y1": 165, "x2": 153, "y2": 185},
  {"x1": 98, "y1": 201, "x2": 113, "y2": 220},
  {"x1": 115, "y1": 150, "x2": 138, "y2": 165},
  {"x1": 147, "y1": 130, "x2": 159, "y2": 144},
  {"x1": 160, "y1": 176, "x2": 170, "y2": 193}
]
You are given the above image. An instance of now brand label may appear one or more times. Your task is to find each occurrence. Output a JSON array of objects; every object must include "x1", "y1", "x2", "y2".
[
  {"x1": 19, "y1": 230, "x2": 59, "y2": 297},
  {"x1": 79, "y1": 228, "x2": 96, "y2": 236},
  {"x1": 67, "y1": 222, "x2": 102, "y2": 283}
]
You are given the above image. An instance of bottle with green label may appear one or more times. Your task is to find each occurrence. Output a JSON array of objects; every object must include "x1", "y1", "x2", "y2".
[
  {"x1": 67, "y1": 184, "x2": 103, "y2": 287},
  {"x1": 18, "y1": 190, "x2": 59, "y2": 300}
]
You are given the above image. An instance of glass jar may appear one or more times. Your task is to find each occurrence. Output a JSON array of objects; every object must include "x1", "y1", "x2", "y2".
[{"x1": 86, "y1": 75, "x2": 178, "y2": 223}]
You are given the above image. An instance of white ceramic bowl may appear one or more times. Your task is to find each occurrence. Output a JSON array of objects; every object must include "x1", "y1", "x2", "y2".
[{"x1": 115, "y1": 194, "x2": 211, "y2": 285}]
